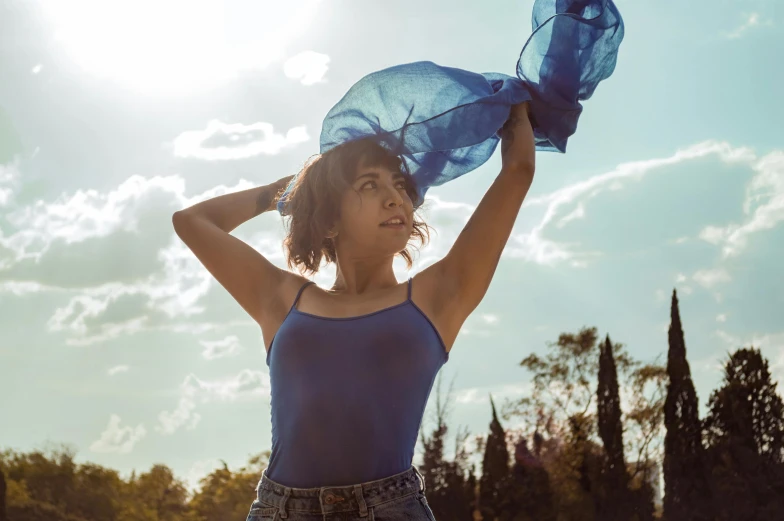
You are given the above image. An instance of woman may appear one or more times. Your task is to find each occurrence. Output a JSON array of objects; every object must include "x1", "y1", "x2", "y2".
[
  {"x1": 175, "y1": 0, "x2": 625, "y2": 514},
  {"x1": 171, "y1": 101, "x2": 535, "y2": 520}
]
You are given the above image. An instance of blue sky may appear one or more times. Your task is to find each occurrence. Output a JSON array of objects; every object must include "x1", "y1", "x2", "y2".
[{"x1": 1, "y1": 0, "x2": 782, "y2": 491}]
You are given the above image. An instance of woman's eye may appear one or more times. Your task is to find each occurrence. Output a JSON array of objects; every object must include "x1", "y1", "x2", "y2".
[{"x1": 359, "y1": 179, "x2": 405, "y2": 191}]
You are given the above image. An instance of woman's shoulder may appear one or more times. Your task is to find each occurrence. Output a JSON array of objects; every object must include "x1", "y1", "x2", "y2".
[{"x1": 278, "y1": 271, "x2": 315, "y2": 299}]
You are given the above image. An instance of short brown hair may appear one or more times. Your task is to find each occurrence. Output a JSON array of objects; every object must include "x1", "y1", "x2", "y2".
[{"x1": 281, "y1": 139, "x2": 431, "y2": 275}]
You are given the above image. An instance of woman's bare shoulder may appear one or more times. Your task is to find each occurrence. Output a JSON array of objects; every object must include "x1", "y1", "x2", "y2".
[{"x1": 259, "y1": 270, "x2": 314, "y2": 349}]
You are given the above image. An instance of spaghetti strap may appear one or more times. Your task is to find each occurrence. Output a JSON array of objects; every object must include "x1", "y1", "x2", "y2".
[
  {"x1": 290, "y1": 280, "x2": 315, "y2": 312},
  {"x1": 407, "y1": 277, "x2": 412, "y2": 301}
]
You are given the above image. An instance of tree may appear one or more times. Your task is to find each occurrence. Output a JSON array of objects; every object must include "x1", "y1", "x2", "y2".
[
  {"x1": 597, "y1": 334, "x2": 630, "y2": 520},
  {"x1": 478, "y1": 395, "x2": 511, "y2": 521},
  {"x1": 503, "y1": 327, "x2": 662, "y2": 520},
  {"x1": 70, "y1": 463, "x2": 123, "y2": 521},
  {"x1": 703, "y1": 347, "x2": 784, "y2": 461},
  {"x1": 1, "y1": 469, "x2": 7, "y2": 521},
  {"x1": 703, "y1": 347, "x2": 784, "y2": 520},
  {"x1": 418, "y1": 373, "x2": 475, "y2": 521},
  {"x1": 187, "y1": 453, "x2": 268, "y2": 521},
  {"x1": 504, "y1": 327, "x2": 637, "y2": 439},
  {"x1": 505, "y1": 438, "x2": 556, "y2": 521},
  {"x1": 119, "y1": 464, "x2": 189, "y2": 521},
  {"x1": 662, "y1": 289, "x2": 713, "y2": 521},
  {"x1": 624, "y1": 362, "x2": 667, "y2": 486},
  {"x1": 0, "y1": 445, "x2": 105, "y2": 521}
]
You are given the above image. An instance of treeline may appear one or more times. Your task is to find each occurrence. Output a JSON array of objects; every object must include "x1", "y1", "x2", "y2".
[
  {"x1": 416, "y1": 290, "x2": 784, "y2": 521},
  {"x1": 2, "y1": 290, "x2": 783, "y2": 521}
]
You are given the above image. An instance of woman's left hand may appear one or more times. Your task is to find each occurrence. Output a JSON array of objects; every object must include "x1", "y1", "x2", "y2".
[{"x1": 509, "y1": 101, "x2": 531, "y2": 119}]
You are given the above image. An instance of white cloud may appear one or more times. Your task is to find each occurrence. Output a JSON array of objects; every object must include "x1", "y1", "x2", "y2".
[
  {"x1": 698, "y1": 150, "x2": 784, "y2": 257},
  {"x1": 693, "y1": 268, "x2": 731, "y2": 289},
  {"x1": 156, "y1": 394, "x2": 201, "y2": 436},
  {"x1": 1, "y1": 174, "x2": 186, "y2": 265},
  {"x1": 183, "y1": 369, "x2": 270, "y2": 401},
  {"x1": 458, "y1": 327, "x2": 493, "y2": 338},
  {"x1": 405, "y1": 195, "x2": 474, "y2": 271},
  {"x1": 0, "y1": 169, "x2": 284, "y2": 343},
  {"x1": 89, "y1": 414, "x2": 146, "y2": 454},
  {"x1": 200, "y1": 335, "x2": 242, "y2": 360},
  {"x1": 171, "y1": 120, "x2": 309, "y2": 160},
  {"x1": 715, "y1": 329, "x2": 784, "y2": 383},
  {"x1": 156, "y1": 369, "x2": 270, "y2": 435},
  {"x1": 455, "y1": 382, "x2": 531, "y2": 405},
  {"x1": 505, "y1": 140, "x2": 756, "y2": 266},
  {"x1": 0, "y1": 159, "x2": 20, "y2": 208},
  {"x1": 716, "y1": 314, "x2": 727, "y2": 323},
  {"x1": 556, "y1": 202, "x2": 585, "y2": 228},
  {"x1": 108, "y1": 364, "x2": 130, "y2": 376},
  {"x1": 481, "y1": 314, "x2": 500, "y2": 325},
  {"x1": 184, "y1": 459, "x2": 222, "y2": 494},
  {"x1": 725, "y1": 12, "x2": 772, "y2": 40},
  {"x1": 283, "y1": 51, "x2": 330, "y2": 85}
]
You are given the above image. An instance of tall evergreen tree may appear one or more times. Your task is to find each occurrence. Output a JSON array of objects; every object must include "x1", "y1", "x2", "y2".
[
  {"x1": 703, "y1": 348, "x2": 784, "y2": 520},
  {"x1": 597, "y1": 334, "x2": 629, "y2": 520},
  {"x1": 479, "y1": 395, "x2": 511, "y2": 521},
  {"x1": 662, "y1": 290, "x2": 712, "y2": 521}
]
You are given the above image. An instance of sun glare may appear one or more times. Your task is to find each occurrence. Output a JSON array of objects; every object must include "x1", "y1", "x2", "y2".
[{"x1": 39, "y1": 0, "x2": 322, "y2": 96}]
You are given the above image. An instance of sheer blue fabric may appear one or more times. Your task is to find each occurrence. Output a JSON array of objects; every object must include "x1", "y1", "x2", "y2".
[{"x1": 277, "y1": 0, "x2": 624, "y2": 214}]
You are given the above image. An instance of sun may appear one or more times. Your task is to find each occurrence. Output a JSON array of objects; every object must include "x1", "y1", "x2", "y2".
[{"x1": 39, "y1": 0, "x2": 322, "y2": 96}]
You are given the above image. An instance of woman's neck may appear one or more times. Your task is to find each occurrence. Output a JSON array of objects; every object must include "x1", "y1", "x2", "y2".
[{"x1": 330, "y1": 263, "x2": 399, "y2": 295}]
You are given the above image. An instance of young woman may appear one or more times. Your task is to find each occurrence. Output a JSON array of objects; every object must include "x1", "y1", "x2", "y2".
[{"x1": 172, "y1": 101, "x2": 535, "y2": 520}]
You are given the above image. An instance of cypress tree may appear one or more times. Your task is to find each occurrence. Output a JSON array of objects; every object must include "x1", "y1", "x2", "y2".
[
  {"x1": 479, "y1": 395, "x2": 510, "y2": 521},
  {"x1": 662, "y1": 290, "x2": 712, "y2": 521},
  {"x1": 597, "y1": 334, "x2": 629, "y2": 520}
]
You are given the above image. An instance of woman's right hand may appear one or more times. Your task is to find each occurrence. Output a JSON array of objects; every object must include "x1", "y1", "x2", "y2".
[{"x1": 261, "y1": 175, "x2": 295, "y2": 214}]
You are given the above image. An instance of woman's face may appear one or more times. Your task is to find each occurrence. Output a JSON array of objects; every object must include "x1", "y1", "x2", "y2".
[{"x1": 333, "y1": 160, "x2": 414, "y2": 259}]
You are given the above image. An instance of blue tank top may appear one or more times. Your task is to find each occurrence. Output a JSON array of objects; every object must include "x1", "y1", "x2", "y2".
[{"x1": 264, "y1": 277, "x2": 449, "y2": 488}]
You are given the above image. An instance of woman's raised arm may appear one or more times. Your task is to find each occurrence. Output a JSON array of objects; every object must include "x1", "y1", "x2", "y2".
[{"x1": 430, "y1": 102, "x2": 536, "y2": 321}]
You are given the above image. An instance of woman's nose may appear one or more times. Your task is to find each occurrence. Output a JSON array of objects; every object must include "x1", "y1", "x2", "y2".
[{"x1": 385, "y1": 186, "x2": 404, "y2": 207}]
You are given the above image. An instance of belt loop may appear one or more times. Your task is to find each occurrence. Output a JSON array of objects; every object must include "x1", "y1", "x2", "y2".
[
  {"x1": 413, "y1": 465, "x2": 426, "y2": 494},
  {"x1": 278, "y1": 487, "x2": 291, "y2": 518},
  {"x1": 353, "y1": 484, "x2": 368, "y2": 517}
]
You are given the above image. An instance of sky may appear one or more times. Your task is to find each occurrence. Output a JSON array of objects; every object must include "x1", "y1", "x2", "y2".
[{"x1": 1, "y1": 0, "x2": 782, "y2": 493}]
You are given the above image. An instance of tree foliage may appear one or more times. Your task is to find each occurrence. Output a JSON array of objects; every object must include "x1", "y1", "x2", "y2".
[
  {"x1": 662, "y1": 290, "x2": 713, "y2": 521},
  {"x1": 418, "y1": 373, "x2": 476, "y2": 521},
  {"x1": 703, "y1": 347, "x2": 784, "y2": 520}
]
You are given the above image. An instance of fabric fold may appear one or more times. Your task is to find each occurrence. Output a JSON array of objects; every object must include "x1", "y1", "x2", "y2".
[{"x1": 278, "y1": 0, "x2": 624, "y2": 214}]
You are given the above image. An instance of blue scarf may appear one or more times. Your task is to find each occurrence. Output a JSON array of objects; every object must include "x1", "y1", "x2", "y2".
[{"x1": 278, "y1": 0, "x2": 624, "y2": 214}]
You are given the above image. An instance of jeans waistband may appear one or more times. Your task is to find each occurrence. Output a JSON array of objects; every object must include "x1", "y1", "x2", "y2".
[{"x1": 254, "y1": 465, "x2": 426, "y2": 518}]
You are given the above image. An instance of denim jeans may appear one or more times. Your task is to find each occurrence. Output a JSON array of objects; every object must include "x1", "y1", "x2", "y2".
[{"x1": 245, "y1": 465, "x2": 436, "y2": 520}]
